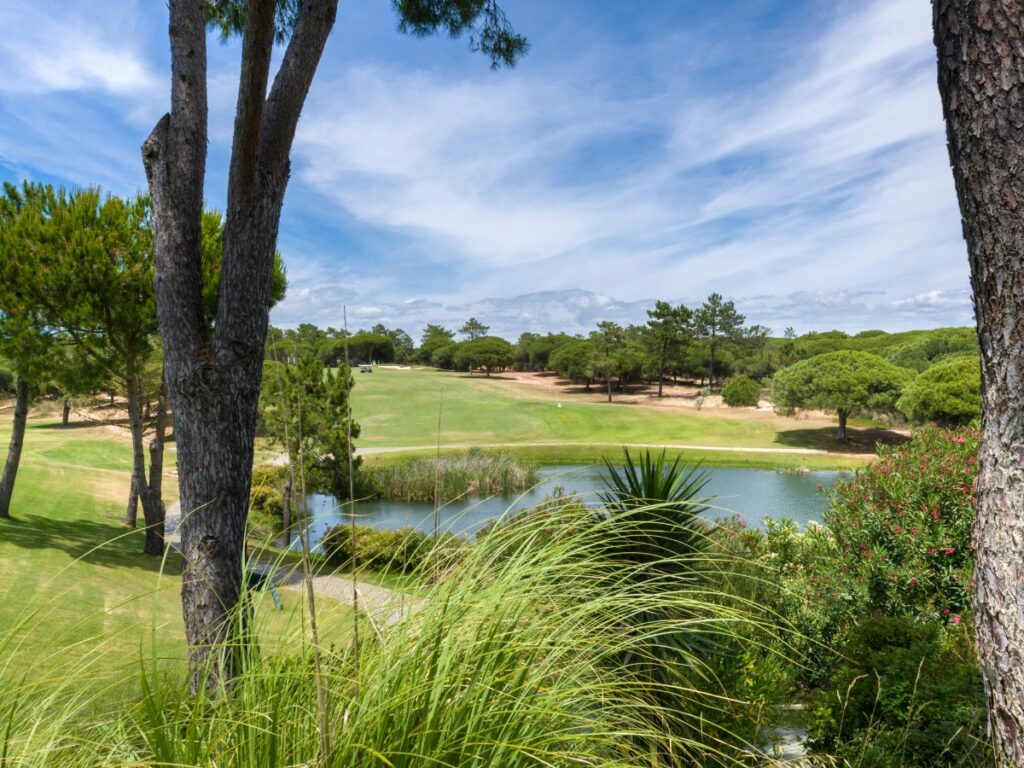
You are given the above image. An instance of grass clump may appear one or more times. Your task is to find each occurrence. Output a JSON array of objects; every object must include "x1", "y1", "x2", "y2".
[
  {"x1": 363, "y1": 449, "x2": 537, "y2": 502},
  {"x1": 1, "y1": 489, "x2": 783, "y2": 767}
]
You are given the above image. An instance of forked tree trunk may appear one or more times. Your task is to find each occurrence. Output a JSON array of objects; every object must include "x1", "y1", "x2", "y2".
[
  {"x1": 143, "y1": 0, "x2": 338, "y2": 689},
  {"x1": 0, "y1": 377, "x2": 30, "y2": 519},
  {"x1": 61, "y1": 398, "x2": 71, "y2": 427},
  {"x1": 934, "y1": 2, "x2": 1024, "y2": 761}
]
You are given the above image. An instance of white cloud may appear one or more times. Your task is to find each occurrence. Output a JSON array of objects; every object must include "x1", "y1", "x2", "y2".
[
  {"x1": 0, "y1": 1, "x2": 159, "y2": 96},
  {"x1": 287, "y1": 0, "x2": 968, "y2": 329}
]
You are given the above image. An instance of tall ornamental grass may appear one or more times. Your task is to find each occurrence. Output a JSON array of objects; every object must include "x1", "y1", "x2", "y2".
[
  {"x1": 363, "y1": 450, "x2": 538, "y2": 502},
  {"x1": 2, "y1": 496, "x2": 781, "y2": 767}
]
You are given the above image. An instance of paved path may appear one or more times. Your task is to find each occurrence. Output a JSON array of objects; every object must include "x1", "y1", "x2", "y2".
[{"x1": 164, "y1": 501, "x2": 416, "y2": 628}]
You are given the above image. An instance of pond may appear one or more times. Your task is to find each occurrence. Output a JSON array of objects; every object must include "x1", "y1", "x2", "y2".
[{"x1": 295, "y1": 464, "x2": 847, "y2": 552}]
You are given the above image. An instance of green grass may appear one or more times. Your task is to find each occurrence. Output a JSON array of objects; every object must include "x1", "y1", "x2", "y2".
[
  {"x1": 349, "y1": 367, "x2": 882, "y2": 469},
  {"x1": 0, "y1": 413, "x2": 356, "y2": 694}
]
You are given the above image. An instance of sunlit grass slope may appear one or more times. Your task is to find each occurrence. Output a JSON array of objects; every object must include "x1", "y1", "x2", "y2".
[
  {"x1": 0, "y1": 413, "x2": 353, "y2": 692},
  {"x1": 350, "y1": 366, "x2": 873, "y2": 466}
]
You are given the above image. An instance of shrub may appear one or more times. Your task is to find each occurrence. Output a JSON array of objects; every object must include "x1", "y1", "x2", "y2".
[
  {"x1": 809, "y1": 615, "x2": 989, "y2": 767},
  {"x1": 721, "y1": 375, "x2": 761, "y2": 407},
  {"x1": 320, "y1": 524, "x2": 463, "y2": 574},
  {"x1": 248, "y1": 465, "x2": 286, "y2": 518},
  {"x1": 827, "y1": 426, "x2": 977, "y2": 623}
]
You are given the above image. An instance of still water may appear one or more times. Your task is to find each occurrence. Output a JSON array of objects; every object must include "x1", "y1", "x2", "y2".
[{"x1": 297, "y1": 465, "x2": 846, "y2": 551}]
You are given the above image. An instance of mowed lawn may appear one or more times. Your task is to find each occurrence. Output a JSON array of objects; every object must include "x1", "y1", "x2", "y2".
[
  {"x1": 0, "y1": 411, "x2": 353, "y2": 694},
  {"x1": 350, "y1": 366, "x2": 873, "y2": 466}
]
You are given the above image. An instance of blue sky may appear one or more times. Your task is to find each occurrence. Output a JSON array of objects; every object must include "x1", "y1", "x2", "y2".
[{"x1": 0, "y1": 0, "x2": 972, "y2": 339}]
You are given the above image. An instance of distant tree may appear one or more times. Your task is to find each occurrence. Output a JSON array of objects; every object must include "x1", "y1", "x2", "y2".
[
  {"x1": 371, "y1": 325, "x2": 414, "y2": 362},
  {"x1": 430, "y1": 341, "x2": 460, "y2": 370},
  {"x1": 459, "y1": 317, "x2": 490, "y2": 341},
  {"x1": 645, "y1": 301, "x2": 692, "y2": 397},
  {"x1": 590, "y1": 321, "x2": 625, "y2": 402},
  {"x1": 261, "y1": 353, "x2": 361, "y2": 545},
  {"x1": 549, "y1": 339, "x2": 596, "y2": 390},
  {"x1": 784, "y1": 327, "x2": 797, "y2": 340},
  {"x1": 454, "y1": 336, "x2": 514, "y2": 376},
  {"x1": 346, "y1": 332, "x2": 395, "y2": 364},
  {"x1": 0, "y1": 185, "x2": 59, "y2": 519},
  {"x1": 898, "y1": 356, "x2": 981, "y2": 427},
  {"x1": 419, "y1": 324, "x2": 456, "y2": 364},
  {"x1": 771, "y1": 351, "x2": 912, "y2": 441},
  {"x1": 693, "y1": 293, "x2": 745, "y2": 388}
]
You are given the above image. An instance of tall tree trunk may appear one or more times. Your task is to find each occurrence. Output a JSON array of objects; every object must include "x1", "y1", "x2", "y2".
[
  {"x1": 0, "y1": 377, "x2": 30, "y2": 519},
  {"x1": 708, "y1": 341, "x2": 716, "y2": 389},
  {"x1": 836, "y1": 410, "x2": 848, "y2": 443},
  {"x1": 934, "y1": 3, "x2": 1024, "y2": 761},
  {"x1": 61, "y1": 397, "x2": 71, "y2": 427},
  {"x1": 143, "y1": 0, "x2": 339, "y2": 689},
  {"x1": 126, "y1": 374, "x2": 163, "y2": 556},
  {"x1": 606, "y1": 376, "x2": 612, "y2": 403},
  {"x1": 281, "y1": 472, "x2": 292, "y2": 548},
  {"x1": 146, "y1": 375, "x2": 168, "y2": 553}
]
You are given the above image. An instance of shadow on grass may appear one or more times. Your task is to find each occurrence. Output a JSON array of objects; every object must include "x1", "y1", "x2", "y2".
[
  {"x1": 29, "y1": 420, "x2": 124, "y2": 431},
  {"x1": 775, "y1": 426, "x2": 910, "y2": 455},
  {"x1": 0, "y1": 514, "x2": 183, "y2": 574}
]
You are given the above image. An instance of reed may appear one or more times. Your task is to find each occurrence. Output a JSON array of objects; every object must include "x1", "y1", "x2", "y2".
[{"x1": 363, "y1": 450, "x2": 538, "y2": 502}]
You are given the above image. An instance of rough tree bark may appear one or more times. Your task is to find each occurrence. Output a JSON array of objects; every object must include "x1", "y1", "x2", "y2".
[
  {"x1": 61, "y1": 397, "x2": 71, "y2": 427},
  {"x1": 125, "y1": 478, "x2": 139, "y2": 528},
  {"x1": 837, "y1": 410, "x2": 848, "y2": 443},
  {"x1": 0, "y1": 377, "x2": 29, "y2": 519},
  {"x1": 934, "y1": 2, "x2": 1024, "y2": 762},
  {"x1": 143, "y1": 0, "x2": 338, "y2": 688}
]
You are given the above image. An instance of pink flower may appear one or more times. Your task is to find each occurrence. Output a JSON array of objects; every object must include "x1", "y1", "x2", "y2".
[
  {"x1": 894, "y1": 525, "x2": 903, "y2": 534},
  {"x1": 952, "y1": 614, "x2": 961, "y2": 624},
  {"x1": 909, "y1": 577, "x2": 917, "y2": 585},
  {"x1": 944, "y1": 608, "x2": 951, "y2": 615},
  {"x1": 928, "y1": 548, "x2": 936, "y2": 555},
  {"x1": 945, "y1": 547, "x2": 955, "y2": 555}
]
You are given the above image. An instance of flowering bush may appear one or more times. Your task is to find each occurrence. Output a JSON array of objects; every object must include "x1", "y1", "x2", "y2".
[{"x1": 828, "y1": 426, "x2": 977, "y2": 623}]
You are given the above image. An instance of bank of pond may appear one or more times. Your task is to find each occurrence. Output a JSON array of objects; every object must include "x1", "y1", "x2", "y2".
[{"x1": 295, "y1": 463, "x2": 844, "y2": 552}]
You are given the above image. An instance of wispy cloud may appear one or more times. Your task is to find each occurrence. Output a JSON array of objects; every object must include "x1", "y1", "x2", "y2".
[
  {"x1": 0, "y1": 1, "x2": 159, "y2": 96},
  {"x1": 286, "y1": 0, "x2": 967, "y2": 332}
]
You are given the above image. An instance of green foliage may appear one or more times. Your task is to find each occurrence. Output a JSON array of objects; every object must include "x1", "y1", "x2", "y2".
[
  {"x1": 549, "y1": 339, "x2": 595, "y2": 384},
  {"x1": 345, "y1": 332, "x2": 395, "y2": 365},
  {"x1": 248, "y1": 466, "x2": 286, "y2": 519},
  {"x1": 885, "y1": 328, "x2": 977, "y2": 372},
  {"x1": 321, "y1": 523, "x2": 463, "y2": 573},
  {"x1": 452, "y1": 335, "x2": 514, "y2": 375},
  {"x1": 721, "y1": 375, "x2": 761, "y2": 407},
  {"x1": 395, "y1": 0, "x2": 529, "y2": 69},
  {"x1": 771, "y1": 351, "x2": 912, "y2": 434},
  {"x1": 260, "y1": 354, "x2": 363, "y2": 499},
  {"x1": 429, "y1": 340, "x2": 460, "y2": 369},
  {"x1": 827, "y1": 426, "x2": 978, "y2": 623},
  {"x1": 809, "y1": 616, "x2": 989, "y2": 767},
  {"x1": 898, "y1": 356, "x2": 981, "y2": 426},
  {"x1": 363, "y1": 451, "x2": 537, "y2": 502}
]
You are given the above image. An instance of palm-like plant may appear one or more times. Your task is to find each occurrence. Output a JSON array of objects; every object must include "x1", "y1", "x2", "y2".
[
  {"x1": 600, "y1": 448, "x2": 712, "y2": 567},
  {"x1": 599, "y1": 449, "x2": 728, "y2": 765}
]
